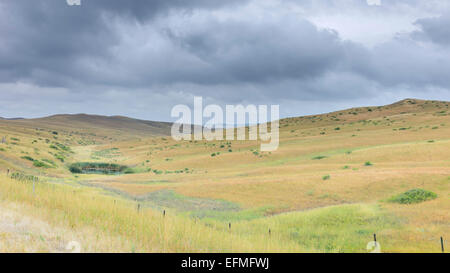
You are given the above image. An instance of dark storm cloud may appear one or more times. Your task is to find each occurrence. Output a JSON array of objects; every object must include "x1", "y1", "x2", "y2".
[
  {"x1": 0, "y1": 0, "x2": 449, "y2": 120},
  {"x1": 88, "y1": 0, "x2": 246, "y2": 21},
  {"x1": 0, "y1": 0, "x2": 245, "y2": 86},
  {"x1": 166, "y1": 19, "x2": 344, "y2": 84}
]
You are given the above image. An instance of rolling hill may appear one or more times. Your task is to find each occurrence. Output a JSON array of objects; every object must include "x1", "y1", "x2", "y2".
[{"x1": 0, "y1": 98, "x2": 448, "y2": 252}]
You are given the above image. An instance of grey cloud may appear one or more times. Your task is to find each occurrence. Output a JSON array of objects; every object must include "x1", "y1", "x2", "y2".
[
  {"x1": 0, "y1": 0, "x2": 449, "y2": 120},
  {"x1": 167, "y1": 18, "x2": 344, "y2": 83},
  {"x1": 412, "y1": 14, "x2": 450, "y2": 45},
  {"x1": 0, "y1": 0, "x2": 245, "y2": 86}
]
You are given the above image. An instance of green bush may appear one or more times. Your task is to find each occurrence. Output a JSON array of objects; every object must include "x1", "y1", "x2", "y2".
[
  {"x1": 21, "y1": 156, "x2": 34, "y2": 161},
  {"x1": 50, "y1": 142, "x2": 72, "y2": 152},
  {"x1": 364, "y1": 161, "x2": 373, "y2": 166},
  {"x1": 33, "y1": 160, "x2": 51, "y2": 168},
  {"x1": 69, "y1": 165, "x2": 82, "y2": 173},
  {"x1": 388, "y1": 189, "x2": 437, "y2": 204},
  {"x1": 124, "y1": 168, "x2": 136, "y2": 174},
  {"x1": 68, "y1": 162, "x2": 128, "y2": 174},
  {"x1": 322, "y1": 175, "x2": 331, "y2": 181},
  {"x1": 312, "y1": 155, "x2": 327, "y2": 160},
  {"x1": 54, "y1": 154, "x2": 65, "y2": 162},
  {"x1": 42, "y1": 159, "x2": 56, "y2": 166}
]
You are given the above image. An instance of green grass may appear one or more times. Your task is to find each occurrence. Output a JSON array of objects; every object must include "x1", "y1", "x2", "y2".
[
  {"x1": 33, "y1": 160, "x2": 52, "y2": 168},
  {"x1": 388, "y1": 189, "x2": 438, "y2": 204},
  {"x1": 92, "y1": 148, "x2": 121, "y2": 158},
  {"x1": 69, "y1": 162, "x2": 128, "y2": 174},
  {"x1": 42, "y1": 159, "x2": 56, "y2": 166},
  {"x1": 137, "y1": 190, "x2": 241, "y2": 212},
  {"x1": 220, "y1": 204, "x2": 399, "y2": 253},
  {"x1": 54, "y1": 154, "x2": 65, "y2": 162}
]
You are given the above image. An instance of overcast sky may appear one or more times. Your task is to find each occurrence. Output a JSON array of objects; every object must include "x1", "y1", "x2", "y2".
[{"x1": 1, "y1": 0, "x2": 449, "y2": 121}]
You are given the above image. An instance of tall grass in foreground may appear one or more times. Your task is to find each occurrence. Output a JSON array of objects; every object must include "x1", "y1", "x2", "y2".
[
  {"x1": 0, "y1": 175, "x2": 303, "y2": 252},
  {"x1": 1, "y1": 175, "x2": 442, "y2": 253}
]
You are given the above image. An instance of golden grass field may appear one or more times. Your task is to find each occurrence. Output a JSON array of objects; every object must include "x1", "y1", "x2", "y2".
[{"x1": 0, "y1": 98, "x2": 448, "y2": 253}]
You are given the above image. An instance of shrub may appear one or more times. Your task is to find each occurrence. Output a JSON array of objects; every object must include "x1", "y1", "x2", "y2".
[
  {"x1": 54, "y1": 154, "x2": 65, "y2": 162},
  {"x1": 388, "y1": 189, "x2": 437, "y2": 204},
  {"x1": 312, "y1": 155, "x2": 327, "y2": 160},
  {"x1": 364, "y1": 161, "x2": 373, "y2": 166},
  {"x1": 322, "y1": 175, "x2": 331, "y2": 180},
  {"x1": 69, "y1": 165, "x2": 82, "y2": 173},
  {"x1": 68, "y1": 162, "x2": 128, "y2": 174},
  {"x1": 124, "y1": 168, "x2": 136, "y2": 174},
  {"x1": 21, "y1": 156, "x2": 34, "y2": 161},
  {"x1": 42, "y1": 159, "x2": 56, "y2": 166},
  {"x1": 51, "y1": 142, "x2": 72, "y2": 152},
  {"x1": 33, "y1": 160, "x2": 51, "y2": 168}
]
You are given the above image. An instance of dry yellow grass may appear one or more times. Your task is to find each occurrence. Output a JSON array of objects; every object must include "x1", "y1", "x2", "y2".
[{"x1": 0, "y1": 98, "x2": 448, "y2": 252}]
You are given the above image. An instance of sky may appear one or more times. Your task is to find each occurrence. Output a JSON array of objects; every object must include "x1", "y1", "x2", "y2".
[{"x1": 1, "y1": 0, "x2": 450, "y2": 121}]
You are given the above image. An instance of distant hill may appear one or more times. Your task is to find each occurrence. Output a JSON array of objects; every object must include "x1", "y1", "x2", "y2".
[
  {"x1": 0, "y1": 98, "x2": 448, "y2": 140},
  {"x1": 0, "y1": 114, "x2": 173, "y2": 142},
  {"x1": 279, "y1": 98, "x2": 450, "y2": 129},
  {"x1": 0, "y1": 117, "x2": 24, "y2": 120}
]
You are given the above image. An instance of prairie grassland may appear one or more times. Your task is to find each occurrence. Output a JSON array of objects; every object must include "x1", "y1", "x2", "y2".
[
  {"x1": 2, "y1": 174, "x2": 445, "y2": 253},
  {"x1": 0, "y1": 99, "x2": 449, "y2": 252}
]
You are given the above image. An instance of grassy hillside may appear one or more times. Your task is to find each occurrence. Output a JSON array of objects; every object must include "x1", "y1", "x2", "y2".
[{"x1": 0, "y1": 98, "x2": 449, "y2": 252}]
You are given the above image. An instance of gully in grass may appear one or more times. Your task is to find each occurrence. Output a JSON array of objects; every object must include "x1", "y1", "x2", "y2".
[{"x1": 171, "y1": 96, "x2": 279, "y2": 151}]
